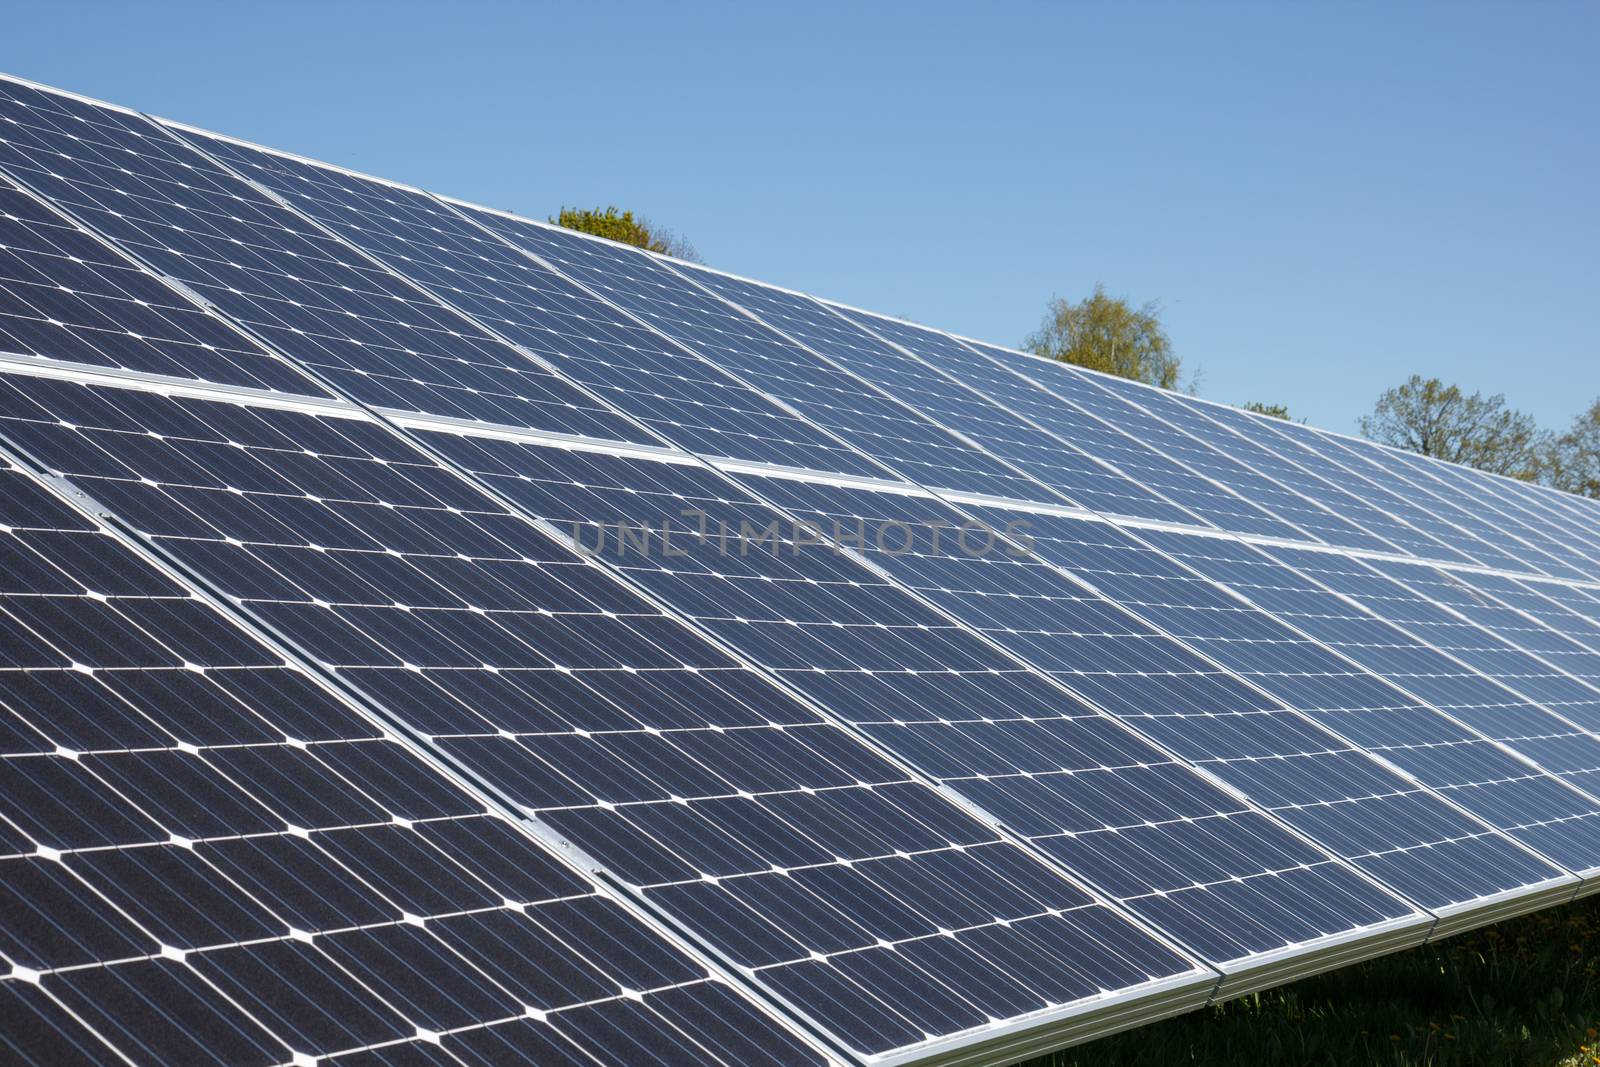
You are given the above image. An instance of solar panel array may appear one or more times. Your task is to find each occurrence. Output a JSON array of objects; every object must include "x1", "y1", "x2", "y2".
[{"x1": 0, "y1": 72, "x2": 1598, "y2": 1067}]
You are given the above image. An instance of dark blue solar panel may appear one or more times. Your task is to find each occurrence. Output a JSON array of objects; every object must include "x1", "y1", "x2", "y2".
[
  {"x1": 829, "y1": 308, "x2": 1199, "y2": 524},
  {"x1": 898, "y1": 505, "x2": 1569, "y2": 905},
  {"x1": 649, "y1": 263, "x2": 1070, "y2": 500},
  {"x1": 0, "y1": 371, "x2": 1201, "y2": 1060},
  {"x1": 170, "y1": 128, "x2": 835, "y2": 460},
  {"x1": 846, "y1": 316, "x2": 1305, "y2": 540},
  {"x1": 732, "y1": 478, "x2": 1427, "y2": 950},
  {"x1": 1083, "y1": 380, "x2": 1400, "y2": 554},
  {"x1": 1088, "y1": 531, "x2": 1600, "y2": 870},
  {"x1": 0, "y1": 441, "x2": 821, "y2": 1067},
  {"x1": 1506, "y1": 477, "x2": 1600, "y2": 533},
  {"x1": 1262, "y1": 418, "x2": 1544, "y2": 575},
  {"x1": 1302, "y1": 555, "x2": 1600, "y2": 737},
  {"x1": 971, "y1": 350, "x2": 1309, "y2": 541},
  {"x1": 0, "y1": 78, "x2": 646, "y2": 439},
  {"x1": 0, "y1": 168, "x2": 318, "y2": 394},
  {"x1": 9, "y1": 68, "x2": 1600, "y2": 1066},
  {"x1": 1454, "y1": 572, "x2": 1600, "y2": 656},
  {"x1": 330, "y1": 187, "x2": 1044, "y2": 497},
  {"x1": 1485, "y1": 483, "x2": 1600, "y2": 572},
  {"x1": 1176, "y1": 399, "x2": 1479, "y2": 565},
  {"x1": 424, "y1": 435, "x2": 1444, "y2": 963},
  {"x1": 1376, "y1": 448, "x2": 1599, "y2": 582},
  {"x1": 436, "y1": 205, "x2": 890, "y2": 478},
  {"x1": 1531, "y1": 583, "x2": 1600, "y2": 627},
  {"x1": 1136, "y1": 531, "x2": 1600, "y2": 867}
]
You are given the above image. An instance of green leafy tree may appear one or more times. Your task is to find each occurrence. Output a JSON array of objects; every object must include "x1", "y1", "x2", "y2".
[
  {"x1": 1359, "y1": 375, "x2": 1545, "y2": 480},
  {"x1": 1024, "y1": 284, "x2": 1180, "y2": 389},
  {"x1": 1540, "y1": 398, "x2": 1600, "y2": 498},
  {"x1": 1242, "y1": 402, "x2": 1291, "y2": 420},
  {"x1": 550, "y1": 206, "x2": 699, "y2": 262}
]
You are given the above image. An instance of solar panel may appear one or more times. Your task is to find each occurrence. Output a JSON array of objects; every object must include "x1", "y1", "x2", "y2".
[
  {"x1": 824, "y1": 309, "x2": 1205, "y2": 526},
  {"x1": 669, "y1": 268, "x2": 1072, "y2": 499},
  {"x1": 1009, "y1": 361, "x2": 1383, "y2": 547},
  {"x1": 0, "y1": 368, "x2": 1211, "y2": 1063},
  {"x1": 739, "y1": 480, "x2": 1436, "y2": 934},
  {"x1": 580, "y1": 258, "x2": 1065, "y2": 501},
  {"x1": 1255, "y1": 414, "x2": 1554, "y2": 574},
  {"x1": 1102, "y1": 530, "x2": 1600, "y2": 865},
  {"x1": 1375, "y1": 447, "x2": 1600, "y2": 581},
  {"x1": 1533, "y1": 581, "x2": 1600, "y2": 620},
  {"x1": 0, "y1": 169, "x2": 319, "y2": 394},
  {"x1": 917, "y1": 507, "x2": 1573, "y2": 910},
  {"x1": 1151, "y1": 396, "x2": 1483, "y2": 565},
  {"x1": 1360, "y1": 559, "x2": 1600, "y2": 723},
  {"x1": 0, "y1": 438, "x2": 823, "y2": 1067},
  {"x1": 454, "y1": 205, "x2": 1080, "y2": 505},
  {"x1": 1453, "y1": 571, "x2": 1600, "y2": 656},
  {"x1": 161, "y1": 129, "x2": 879, "y2": 475},
  {"x1": 1067, "y1": 378, "x2": 1405, "y2": 555},
  {"x1": 1494, "y1": 484, "x2": 1600, "y2": 572},
  {"x1": 0, "y1": 79, "x2": 648, "y2": 442},
  {"x1": 1099, "y1": 371, "x2": 1600, "y2": 583},
  {"x1": 4, "y1": 69, "x2": 1600, "y2": 1066},
  {"x1": 420, "y1": 434, "x2": 1433, "y2": 983},
  {"x1": 843, "y1": 308, "x2": 1317, "y2": 541},
  {"x1": 1332, "y1": 441, "x2": 1580, "y2": 577}
]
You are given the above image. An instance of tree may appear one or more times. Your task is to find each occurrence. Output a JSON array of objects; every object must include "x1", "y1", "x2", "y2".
[
  {"x1": 1243, "y1": 402, "x2": 1291, "y2": 420},
  {"x1": 1358, "y1": 375, "x2": 1545, "y2": 480},
  {"x1": 1540, "y1": 399, "x2": 1600, "y2": 498},
  {"x1": 1024, "y1": 284, "x2": 1180, "y2": 389},
  {"x1": 550, "y1": 206, "x2": 699, "y2": 262}
]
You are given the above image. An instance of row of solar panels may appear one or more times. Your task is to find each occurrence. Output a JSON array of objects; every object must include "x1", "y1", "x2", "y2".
[{"x1": 1, "y1": 71, "x2": 1599, "y2": 1067}]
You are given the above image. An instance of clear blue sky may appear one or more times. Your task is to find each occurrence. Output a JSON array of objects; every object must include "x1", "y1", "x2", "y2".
[{"x1": 8, "y1": 1, "x2": 1596, "y2": 434}]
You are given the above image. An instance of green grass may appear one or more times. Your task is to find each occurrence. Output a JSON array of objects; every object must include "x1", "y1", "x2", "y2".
[{"x1": 1024, "y1": 894, "x2": 1600, "y2": 1067}]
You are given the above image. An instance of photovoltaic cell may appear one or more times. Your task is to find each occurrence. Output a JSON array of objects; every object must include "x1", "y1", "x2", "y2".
[
  {"x1": 0, "y1": 443, "x2": 822, "y2": 1067},
  {"x1": 1503, "y1": 476, "x2": 1600, "y2": 541},
  {"x1": 1363, "y1": 560, "x2": 1600, "y2": 721},
  {"x1": 635, "y1": 261, "x2": 1064, "y2": 500},
  {"x1": 165, "y1": 128, "x2": 834, "y2": 461},
  {"x1": 1267, "y1": 420, "x2": 1545, "y2": 575},
  {"x1": 0, "y1": 371, "x2": 1200, "y2": 1061},
  {"x1": 1488, "y1": 481, "x2": 1600, "y2": 574},
  {"x1": 977, "y1": 352, "x2": 1308, "y2": 542},
  {"x1": 1504, "y1": 588, "x2": 1600, "y2": 671},
  {"x1": 0, "y1": 80, "x2": 645, "y2": 440},
  {"x1": 1357, "y1": 445, "x2": 1584, "y2": 579},
  {"x1": 1454, "y1": 572, "x2": 1600, "y2": 657},
  {"x1": 715, "y1": 475, "x2": 1421, "y2": 962},
  {"x1": 853, "y1": 316, "x2": 1304, "y2": 541},
  {"x1": 442, "y1": 204, "x2": 890, "y2": 478}
]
